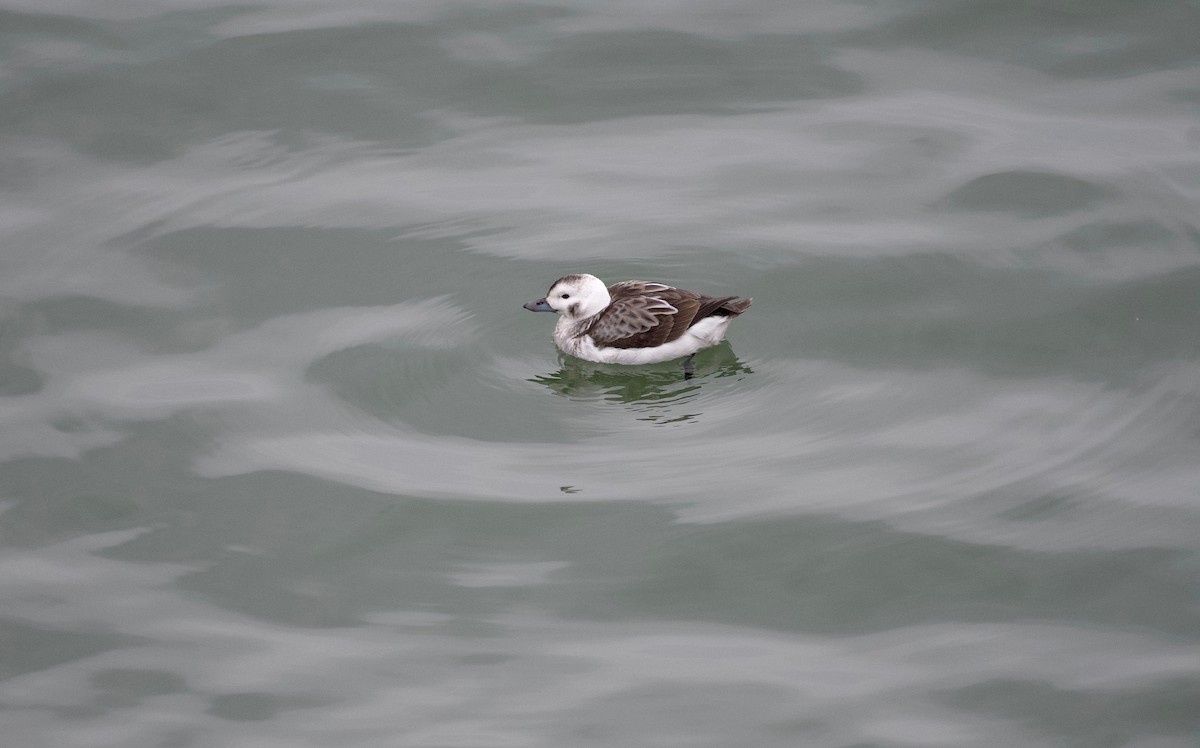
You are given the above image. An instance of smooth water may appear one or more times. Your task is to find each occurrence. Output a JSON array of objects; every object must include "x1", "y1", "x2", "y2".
[{"x1": 2, "y1": 1, "x2": 1199, "y2": 746}]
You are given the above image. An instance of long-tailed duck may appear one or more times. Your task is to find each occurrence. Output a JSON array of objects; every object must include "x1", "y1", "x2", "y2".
[{"x1": 524, "y1": 273, "x2": 751, "y2": 364}]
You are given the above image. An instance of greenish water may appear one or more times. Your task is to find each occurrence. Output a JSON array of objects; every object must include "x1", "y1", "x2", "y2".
[{"x1": 1, "y1": 1, "x2": 1199, "y2": 746}]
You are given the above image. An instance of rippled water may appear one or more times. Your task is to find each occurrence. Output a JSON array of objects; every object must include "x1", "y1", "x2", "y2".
[{"x1": 2, "y1": 1, "x2": 1199, "y2": 746}]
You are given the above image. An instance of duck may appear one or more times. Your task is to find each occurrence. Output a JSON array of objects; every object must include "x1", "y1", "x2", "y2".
[{"x1": 523, "y1": 273, "x2": 751, "y2": 364}]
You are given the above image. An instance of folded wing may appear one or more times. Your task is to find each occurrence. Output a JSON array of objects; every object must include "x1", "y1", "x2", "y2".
[{"x1": 587, "y1": 281, "x2": 742, "y2": 349}]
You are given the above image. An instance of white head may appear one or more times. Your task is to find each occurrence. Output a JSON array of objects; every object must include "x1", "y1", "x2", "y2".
[{"x1": 523, "y1": 273, "x2": 611, "y2": 319}]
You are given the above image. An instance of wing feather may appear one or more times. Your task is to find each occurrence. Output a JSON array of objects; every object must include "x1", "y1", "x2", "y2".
[
  {"x1": 585, "y1": 281, "x2": 749, "y2": 350},
  {"x1": 588, "y1": 295, "x2": 677, "y2": 347}
]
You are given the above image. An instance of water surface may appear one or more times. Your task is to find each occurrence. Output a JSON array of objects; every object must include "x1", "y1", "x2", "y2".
[{"x1": 2, "y1": 1, "x2": 1199, "y2": 746}]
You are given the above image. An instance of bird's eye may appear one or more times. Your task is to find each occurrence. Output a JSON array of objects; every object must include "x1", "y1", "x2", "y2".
[{"x1": 561, "y1": 293, "x2": 570, "y2": 299}]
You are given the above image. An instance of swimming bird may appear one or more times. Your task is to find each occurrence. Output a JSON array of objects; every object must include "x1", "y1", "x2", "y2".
[{"x1": 523, "y1": 273, "x2": 751, "y2": 365}]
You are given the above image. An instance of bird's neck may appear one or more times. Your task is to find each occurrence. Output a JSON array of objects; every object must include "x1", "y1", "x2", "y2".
[{"x1": 573, "y1": 288, "x2": 611, "y2": 319}]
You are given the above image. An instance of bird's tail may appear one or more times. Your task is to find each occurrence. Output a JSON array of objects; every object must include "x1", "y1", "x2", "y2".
[{"x1": 719, "y1": 297, "x2": 752, "y2": 316}]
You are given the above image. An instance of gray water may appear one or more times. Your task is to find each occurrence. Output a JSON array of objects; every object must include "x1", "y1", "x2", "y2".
[{"x1": 2, "y1": 1, "x2": 1199, "y2": 746}]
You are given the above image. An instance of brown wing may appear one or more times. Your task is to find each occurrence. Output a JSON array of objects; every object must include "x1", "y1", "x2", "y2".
[
  {"x1": 586, "y1": 282, "x2": 698, "y2": 349},
  {"x1": 588, "y1": 281, "x2": 750, "y2": 349},
  {"x1": 586, "y1": 295, "x2": 679, "y2": 348}
]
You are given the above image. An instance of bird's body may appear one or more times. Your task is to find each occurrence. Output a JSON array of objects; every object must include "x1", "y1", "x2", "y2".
[{"x1": 524, "y1": 274, "x2": 751, "y2": 364}]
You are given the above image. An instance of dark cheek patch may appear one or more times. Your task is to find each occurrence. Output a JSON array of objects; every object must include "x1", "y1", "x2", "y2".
[{"x1": 569, "y1": 302, "x2": 579, "y2": 316}]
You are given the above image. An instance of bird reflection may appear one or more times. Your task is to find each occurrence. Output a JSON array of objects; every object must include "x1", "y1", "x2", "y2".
[{"x1": 528, "y1": 344, "x2": 752, "y2": 424}]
